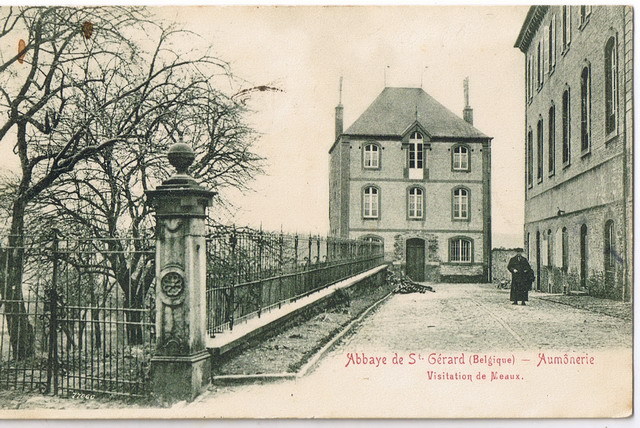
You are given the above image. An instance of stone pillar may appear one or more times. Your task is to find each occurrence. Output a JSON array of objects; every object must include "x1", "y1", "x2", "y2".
[{"x1": 146, "y1": 141, "x2": 215, "y2": 402}]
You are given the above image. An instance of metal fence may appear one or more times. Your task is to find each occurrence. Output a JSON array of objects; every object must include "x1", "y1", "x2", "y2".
[
  {"x1": 205, "y1": 227, "x2": 385, "y2": 336},
  {"x1": 0, "y1": 233, "x2": 155, "y2": 398}
]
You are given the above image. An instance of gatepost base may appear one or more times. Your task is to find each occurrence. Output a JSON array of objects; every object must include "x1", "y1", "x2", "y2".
[{"x1": 151, "y1": 350, "x2": 212, "y2": 402}]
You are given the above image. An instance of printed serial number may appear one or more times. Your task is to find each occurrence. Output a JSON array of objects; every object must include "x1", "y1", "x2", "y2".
[{"x1": 72, "y1": 392, "x2": 96, "y2": 400}]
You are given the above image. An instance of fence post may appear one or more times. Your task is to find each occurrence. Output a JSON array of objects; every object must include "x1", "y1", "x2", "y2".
[{"x1": 146, "y1": 141, "x2": 215, "y2": 402}]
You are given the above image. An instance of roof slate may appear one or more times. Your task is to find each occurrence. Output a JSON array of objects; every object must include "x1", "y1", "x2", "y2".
[{"x1": 343, "y1": 87, "x2": 489, "y2": 139}]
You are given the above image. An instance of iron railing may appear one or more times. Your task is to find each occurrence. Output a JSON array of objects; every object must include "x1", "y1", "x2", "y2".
[
  {"x1": 205, "y1": 227, "x2": 384, "y2": 336},
  {"x1": 0, "y1": 233, "x2": 155, "y2": 398}
]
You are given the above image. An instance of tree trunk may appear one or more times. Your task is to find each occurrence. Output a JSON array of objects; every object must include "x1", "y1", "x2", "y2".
[
  {"x1": 125, "y1": 294, "x2": 144, "y2": 345},
  {"x1": 2, "y1": 199, "x2": 36, "y2": 360},
  {"x1": 91, "y1": 308, "x2": 102, "y2": 350}
]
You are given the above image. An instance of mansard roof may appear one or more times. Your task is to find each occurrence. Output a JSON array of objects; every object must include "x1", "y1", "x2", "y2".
[{"x1": 343, "y1": 87, "x2": 489, "y2": 140}]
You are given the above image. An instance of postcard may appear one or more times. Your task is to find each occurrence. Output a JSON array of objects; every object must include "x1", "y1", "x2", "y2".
[{"x1": 0, "y1": 4, "x2": 633, "y2": 420}]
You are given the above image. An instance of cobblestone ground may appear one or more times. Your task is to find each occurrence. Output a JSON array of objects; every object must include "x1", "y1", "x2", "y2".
[
  {"x1": 188, "y1": 283, "x2": 632, "y2": 418},
  {"x1": 345, "y1": 282, "x2": 631, "y2": 352}
]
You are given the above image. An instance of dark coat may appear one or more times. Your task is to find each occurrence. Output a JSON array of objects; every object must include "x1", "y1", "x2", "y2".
[{"x1": 507, "y1": 254, "x2": 534, "y2": 302}]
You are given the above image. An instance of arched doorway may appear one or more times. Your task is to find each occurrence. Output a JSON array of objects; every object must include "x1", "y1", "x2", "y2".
[
  {"x1": 405, "y1": 238, "x2": 425, "y2": 281},
  {"x1": 580, "y1": 224, "x2": 588, "y2": 289}
]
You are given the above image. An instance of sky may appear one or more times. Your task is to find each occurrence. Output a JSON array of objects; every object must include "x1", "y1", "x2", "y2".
[
  {"x1": 160, "y1": 5, "x2": 529, "y2": 247},
  {"x1": 0, "y1": 6, "x2": 530, "y2": 247}
]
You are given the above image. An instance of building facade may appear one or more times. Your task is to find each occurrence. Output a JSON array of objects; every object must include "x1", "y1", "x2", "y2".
[
  {"x1": 329, "y1": 86, "x2": 492, "y2": 282},
  {"x1": 515, "y1": 6, "x2": 633, "y2": 301}
]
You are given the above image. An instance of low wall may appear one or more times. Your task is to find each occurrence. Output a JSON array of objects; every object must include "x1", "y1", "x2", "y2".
[{"x1": 206, "y1": 263, "x2": 389, "y2": 358}]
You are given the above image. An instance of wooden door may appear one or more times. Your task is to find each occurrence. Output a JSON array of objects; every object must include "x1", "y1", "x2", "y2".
[{"x1": 406, "y1": 238, "x2": 425, "y2": 282}]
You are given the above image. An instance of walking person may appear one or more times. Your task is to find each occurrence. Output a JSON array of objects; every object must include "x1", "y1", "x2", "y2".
[{"x1": 507, "y1": 248, "x2": 534, "y2": 306}]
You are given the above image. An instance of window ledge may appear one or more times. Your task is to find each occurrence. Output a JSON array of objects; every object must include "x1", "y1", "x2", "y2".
[
  {"x1": 548, "y1": 66, "x2": 555, "y2": 76},
  {"x1": 605, "y1": 131, "x2": 619, "y2": 145},
  {"x1": 562, "y1": 162, "x2": 571, "y2": 170},
  {"x1": 580, "y1": 149, "x2": 591, "y2": 159},
  {"x1": 561, "y1": 46, "x2": 570, "y2": 57},
  {"x1": 362, "y1": 217, "x2": 379, "y2": 221},
  {"x1": 578, "y1": 18, "x2": 590, "y2": 31},
  {"x1": 548, "y1": 171, "x2": 555, "y2": 178},
  {"x1": 452, "y1": 218, "x2": 470, "y2": 222}
]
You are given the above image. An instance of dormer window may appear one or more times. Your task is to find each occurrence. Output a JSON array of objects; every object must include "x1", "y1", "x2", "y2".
[
  {"x1": 408, "y1": 131, "x2": 424, "y2": 179},
  {"x1": 363, "y1": 144, "x2": 380, "y2": 169}
]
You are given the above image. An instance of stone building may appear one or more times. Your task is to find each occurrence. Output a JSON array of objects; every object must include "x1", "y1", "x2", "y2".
[
  {"x1": 491, "y1": 248, "x2": 523, "y2": 284},
  {"x1": 328, "y1": 84, "x2": 492, "y2": 282},
  {"x1": 515, "y1": 6, "x2": 633, "y2": 301}
]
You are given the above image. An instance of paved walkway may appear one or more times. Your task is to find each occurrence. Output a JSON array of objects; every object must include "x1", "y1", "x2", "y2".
[{"x1": 187, "y1": 283, "x2": 632, "y2": 418}]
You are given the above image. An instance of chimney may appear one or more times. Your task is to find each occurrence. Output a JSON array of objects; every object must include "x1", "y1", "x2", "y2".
[
  {"x1": 335, "y1": 76, "x2": 344, "y2": 140},
  {"x1": 463, "y1": 77, "x2": 474, "y2": 125}
]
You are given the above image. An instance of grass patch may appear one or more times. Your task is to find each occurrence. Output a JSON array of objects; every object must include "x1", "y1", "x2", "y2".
[{"x1": 213, "y1": 270, "x2": 393, "y2": 377}]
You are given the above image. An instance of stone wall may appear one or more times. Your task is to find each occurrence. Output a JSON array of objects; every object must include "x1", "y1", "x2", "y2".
[{"x1": 521, "y1": 6, "x2": 632, "y2": 300}]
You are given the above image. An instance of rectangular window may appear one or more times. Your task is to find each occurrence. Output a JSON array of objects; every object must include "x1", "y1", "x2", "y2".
[
  {"x1": 562, "y1": 6, "x2": 571, "y2": 51},
  {"x1": 537, "y1": 119, "x2": 544, "y2": 182},
  {"x1": 562, "y1": 90, "x2": 571, "y2": 165},
  {"x1": 527, "y1": 55, "x2": 534, "y2": 100},
  {"x1": 605, "y1": 37, "x2": 618, "y2": 135},
  {"x1": 408, "y1": 188, "x2": 424, "y2": 219},
  {"x1": 580, "y1": 5, "x2": 592, "y2": 27},
  {"x1": 527, "y1": 130, "x2": 534, "y2": 186},
  {"x1": 542, "y1": 27, "x2": 548, "y2": 75},
  {"x1": 580, "y1": 66, "x2": 591, "y2": 153},
  {"x1": 453, "y1": 188, "x2": 469, "y2": 220},
  {"x1": 549, "y1": 15, "x2": 556, "y2": 71},
  {"x1": 536, "y1": 40, "x2": 543, "y2": 88},
  {"x1": 363, "y1": 188, "x2": 379, "y2": 218},
  {"x1": 363, "y1": 144, "x2": 379, "y2": 168},
  {"x1": 548, "y1": 105, "x2": 556, "y2": 175},
  {"x1": 452, "y1": 146, "x2": 469, "y2": 170},
  {"x1": 450, "y1": 239, "x2": 471, "y2": 263},
  {"x1": 525, "y1": 56, "x2": 529, "y2": 101}
]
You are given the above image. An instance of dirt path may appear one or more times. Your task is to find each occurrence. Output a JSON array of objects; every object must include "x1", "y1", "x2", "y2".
[{"x1": 188, "y1": 283, "x2": 631, "y2": 418}]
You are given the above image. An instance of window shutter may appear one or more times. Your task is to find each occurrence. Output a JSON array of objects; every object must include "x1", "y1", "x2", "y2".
[
  {"x1": 422, "y1": 145, "x2": 428, "y2": 180},
  {"x1": 403, "y1": 144, "x2": 409, "y2": 178}
]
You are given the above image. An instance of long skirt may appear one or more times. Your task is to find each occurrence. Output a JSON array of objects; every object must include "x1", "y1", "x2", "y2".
[{"x1": 510, "y1": 283, "x2": 529, "y2": 302}]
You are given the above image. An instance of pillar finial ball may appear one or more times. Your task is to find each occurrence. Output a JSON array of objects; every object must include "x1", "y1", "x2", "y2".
[{"x1": 167, "y1": 141, "x2": 195, "y2": 175}]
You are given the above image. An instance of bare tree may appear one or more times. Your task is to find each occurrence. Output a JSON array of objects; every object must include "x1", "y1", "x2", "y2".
[
  {"x1": 32, "y1": 84, "x2": 262, "y2": 344},
  {"x1": 0, "y1": 6, "x2": 260, "y2": 356}
]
